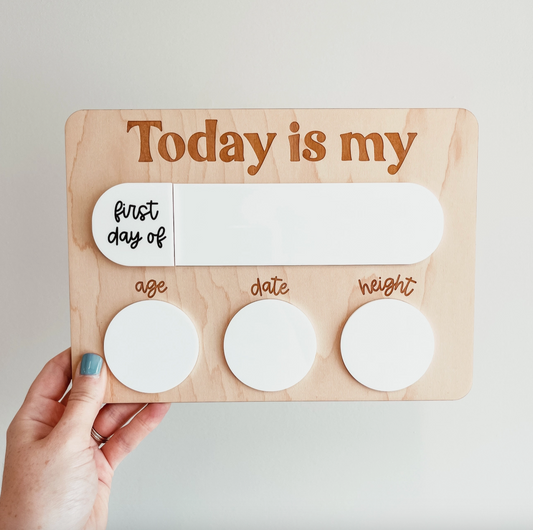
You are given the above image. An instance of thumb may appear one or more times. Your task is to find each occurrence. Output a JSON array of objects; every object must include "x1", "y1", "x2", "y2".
[{"x1": 57, "y1": 353, "x2": 107, "y2": 439}]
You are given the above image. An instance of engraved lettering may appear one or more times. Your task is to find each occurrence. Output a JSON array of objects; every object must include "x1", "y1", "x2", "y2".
[
  {"x1": 384, "y1": 132, "x2": 417, "y2": 175},
  {"x1": 243, "y1": 133, "x2": 277, "y2": 175},
  {"x1": 288, "y1": 121, "x2": 300, "y2": 162},
  {"x1": 341, "y1": 132, "x2": 385, "y2": 162},
  {"x1": 250, "y1": 276, "x2": 290, "y2": 297},
  {"x1": 127, "y1": 120, "x2": 162, "y2": 162},
  {"x1": 220, "y1": 132, "x2": 245, "y2": 162},
  {"x1": 358, "y1": 274, "x2": 417, "y2": 297},
  {"x1": 188, "y1": 119, "x2": 217, "y2": 162},
  {"x1": 303, "y1": 130, "x2": 326, "y2": 161},
  {"x1": 158, "y1": 132, "x2": 186, "y2": 162},
  {"x1": 135, "y1": 279, "x2": 168, "y2": 298}
]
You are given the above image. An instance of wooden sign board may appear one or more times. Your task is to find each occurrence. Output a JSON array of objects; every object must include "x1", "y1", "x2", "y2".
[{"x1": 65, "y1": 109, "x2": 477, "y2": 402}]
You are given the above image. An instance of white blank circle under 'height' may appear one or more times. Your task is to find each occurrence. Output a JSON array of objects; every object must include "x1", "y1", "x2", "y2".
[
  {"x1": 104, "y1": 300, "x2": 199, "y2": 393},
  {"x1": 341, "y1": 299, "x2": 434, "y2": 392},
  {"x1": 224, "y1": 300, "x2": 317, "y2": 392}
]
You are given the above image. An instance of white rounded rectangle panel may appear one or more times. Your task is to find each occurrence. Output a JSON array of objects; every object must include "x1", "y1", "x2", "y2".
[
  {"x1": 92, "y1": 183, "x2": 175, "y2": 266},
  {"x1": 93, "y1": 183, "x2": 443, "y2": 266},
  {"x1": 174, "y1": 183, "x2": 443, "y2": 266}
]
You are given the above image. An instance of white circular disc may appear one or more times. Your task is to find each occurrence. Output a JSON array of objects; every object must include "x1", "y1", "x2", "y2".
[
  {"x1": 104, "y1": 300, "x2": 199, "y2": 393},
  {"x1": 224, "y1": 299, "x2": 317, "y2": 392},
  {"x1": 340, "y1": 299, "x2": 434, "y2": 392}
]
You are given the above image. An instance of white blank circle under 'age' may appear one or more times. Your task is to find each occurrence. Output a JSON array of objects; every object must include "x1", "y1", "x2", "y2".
[
  {"x1": 340, "y1": 299, "x2": 434, "y2": 392},
  {"x1": 104, "y1": 300, "x2": 199, "y2": 394},
  {"x1": 224, "y1": 299, "x2": 317, "y2": 392}
]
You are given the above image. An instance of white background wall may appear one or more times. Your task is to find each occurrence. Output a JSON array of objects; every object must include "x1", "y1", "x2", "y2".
[{"x1": 1, "y1": 1, "x2": 532, "y2": 528}]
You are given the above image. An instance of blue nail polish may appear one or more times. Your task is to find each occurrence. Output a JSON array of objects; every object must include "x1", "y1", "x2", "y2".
[{"x1": 80, "y1": 353, "x2": 103, "y2": 376}]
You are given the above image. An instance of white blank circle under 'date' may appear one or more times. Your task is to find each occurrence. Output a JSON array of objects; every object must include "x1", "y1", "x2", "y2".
[
  {"x1": 104, "y1": 300, "x2": 199, "y2": 393},
  {"x1": 341, "y1": 299, "x2": 434, "y2": 392},
  {"x1": 224, "y1": 300, "x2": 317, "y2": 392}
]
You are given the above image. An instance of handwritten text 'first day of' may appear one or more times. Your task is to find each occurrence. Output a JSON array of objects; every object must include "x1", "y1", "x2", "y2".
[{"x1": 127, "y1": 120, "x2": 417, "y2": 176}]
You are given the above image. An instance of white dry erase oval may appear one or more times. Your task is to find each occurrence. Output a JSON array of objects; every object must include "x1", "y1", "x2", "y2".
[
  {"x1": 93, "y1": 183, "x2": 443, "y2": 267},
  {"x1": 104, "y1": 300, "x2": 199, "y2": 393},
  {"x1": 224, "y1": 299, "x2": 317, "y2": 392},
  {"x1": 340, "y1": 299, "x2": 434, "y2": 392}
]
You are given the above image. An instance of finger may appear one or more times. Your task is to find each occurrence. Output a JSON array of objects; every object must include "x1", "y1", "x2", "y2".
[
  {"x1": 15, "y1": 349, "x2": 72, "y2": 430},
  {"x1": 102, "y1": 403, "x2": 170, "y2": 470},
  {"x1": 92, "y1": 403, "x2": 146, "y2": 439},
  {"x1": 24, "y1": 348, "x2": 72, "y2": 404},
  {"x1": 55, "y1": 353, "x2": 107, "y2": 439},
  {"x1": 60, "y1": 389, "x2": 71, "y2": 405}
]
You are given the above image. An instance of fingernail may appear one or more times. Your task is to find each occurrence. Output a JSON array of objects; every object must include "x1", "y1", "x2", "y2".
[{"x1": 80, "y1": 353, "x2": 103, "y2": 376}]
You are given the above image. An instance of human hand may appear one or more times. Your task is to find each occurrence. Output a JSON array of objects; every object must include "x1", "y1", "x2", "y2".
[{"x1": 0, "y1": 349, "x2": 170, "y2": 530}]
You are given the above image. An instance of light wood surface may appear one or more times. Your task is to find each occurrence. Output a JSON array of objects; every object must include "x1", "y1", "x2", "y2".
[{"x1": 65, "y1": 109, "x2": 477, "y2": 402}]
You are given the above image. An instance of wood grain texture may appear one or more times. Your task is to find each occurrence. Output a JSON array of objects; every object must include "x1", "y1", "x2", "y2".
[{"x1": 65, "y1": 109, "x2": 477, "y2": 402}]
